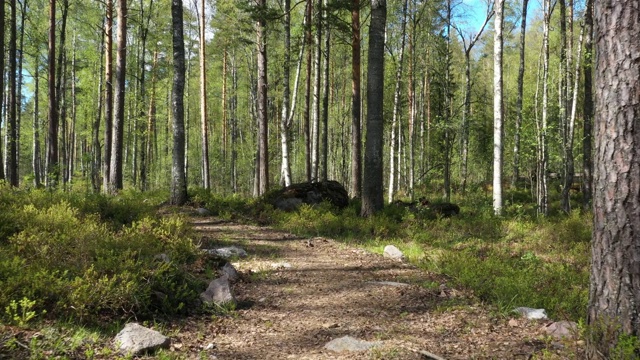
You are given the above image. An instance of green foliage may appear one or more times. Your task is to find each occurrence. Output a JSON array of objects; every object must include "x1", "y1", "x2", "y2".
[
  {"x1": 0, "y1": 189, "x2": 203, "y2": 324},
  {"x1": 4, "y1": 297, "x2": 44, "y2": 327}
]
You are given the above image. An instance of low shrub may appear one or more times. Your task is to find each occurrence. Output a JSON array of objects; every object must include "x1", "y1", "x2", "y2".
[{"x1": 0, "y1": 195, "x2": 203, "y2": 324}]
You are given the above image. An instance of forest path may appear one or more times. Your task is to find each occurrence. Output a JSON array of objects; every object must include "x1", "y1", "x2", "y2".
[{"x1": 168, "y1": 214, "x2": 553, "y2": 360}]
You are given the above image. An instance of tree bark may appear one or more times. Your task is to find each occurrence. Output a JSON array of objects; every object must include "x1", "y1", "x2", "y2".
[
  {"x1": 280, "y1": 0, "x2": 293, "y2": 187},
  {"x1": 304, "y1": 0, "x2": 313, "y2": 182},
  {"x1": 33, "y1": 58, "x2": 42, "y2": 188},
  {"x1": 103, "y1": 0, "x2": 113, "y2": 192},
  {"x1": 109, "y1": 0, "x2": 126, "y2": 193},
  {"x1": 170, "y1": 0, "x2": 187, "y2": 205},
  {"x1": 350, "y1": 0, "x2": 361, "y2": 198},
  {"x1": 198, "y1": 0, "x2": 210, "y2": 189},
  {"x1": 361, "y1": 0, "x2": 386, "y2": 217},
  {"x1": 256, "y1": 0, "x2": 269, "y2": 195},
  {"x1": 493, "y1": 0, "x2": 505, "y2": 215},
  {"x1": 587, "y1": 0, "x2": 640, "y2": 356},
  {"x1": 46, "y1": 0, "x2": 58, "y2": 187},
  {"x1": 537, "y1": 0, "x2": 552, "y2": 216},
  {"x1": 320, "y1": 0, "x2": 330, "y2": 182},
  {"x1": 387, "y1": 0, "x2": 408, "y2": 204},
  {"x1": 311, "y1": 0, "x2": 322, "y2": 182},
  {"x1": 0, "y1": 0, "x2": 5, "y2": 181},
  {"x1": 7, "y1": 0, "x2": 18, "y2": 186}
]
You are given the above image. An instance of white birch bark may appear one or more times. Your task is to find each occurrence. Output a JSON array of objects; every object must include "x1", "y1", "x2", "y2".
[{"x1": 492, "y1": 0, "x2": 505, "y2": 215}]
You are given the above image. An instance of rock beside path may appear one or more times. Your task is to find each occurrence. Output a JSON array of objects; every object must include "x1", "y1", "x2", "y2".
[
  {"x1": 324, "y1": 335, "x2": 382, "y2": 353},
  {"x1": 203, "y1": 246, "x2": 248, "y2": 259},
  {"x1": 543, "y1": 321, "x2": 578, "y2": 340},
  {"x1": 200, "y1": 275, "x2": 237, "y2": 306},
  {"x1": 114, "y1": 323, "x2": 170, "y2": 356},
  {"x1": 383, "y1": 245, "x2": 405, "y2": 260},
  {"x1": 514, "y1": 307, "x2": 548, "y2": 320}
]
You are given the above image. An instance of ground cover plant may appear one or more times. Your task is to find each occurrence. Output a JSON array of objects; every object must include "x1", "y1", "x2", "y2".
[{"x1": 0, "y1": 185, "x2": 204, "y2": 326}]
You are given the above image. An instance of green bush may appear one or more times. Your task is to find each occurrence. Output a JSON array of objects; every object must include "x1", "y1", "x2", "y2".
[{"x1": 0, "y1": 194, "x2": 203, "y2": 324}]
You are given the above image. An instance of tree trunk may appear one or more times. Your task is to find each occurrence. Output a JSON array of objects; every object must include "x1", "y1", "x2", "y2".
[
  {"x1": 320, "y1": 0, "x2": 330, "y2": 182},
  {"x1": 109, "y1": 0, "x2": 126, "y2": 194},
  {"x1": 582, "y1": 0, "x2": 594, "y2": 209},
  {"x1": 304, "y1": 0, "x2": 312, "y2": 182},
  {"x1": 7, "y1": 0, "x2": 18, "y2": 186},
  {"x1": 170, "y1": 0, "x2": 187, "y2": 205},
  {"x1": 587, "y1": 0, "x2": 640, "y2": 356},
  {"x1": 280, "y1": 0, "x2": 293, "y2": 187},
  {"x1": 311, "y1": 0, "x2": 321, "y2": 182},
  {"x1": 492, "y1": 0, "x2": 505, "y2": 215},
  {"x1": 103, "y1": 0, "x2": 113, "y2": 192},
  {"x1": 512, "y1": 0, "x2": 529, "y2": 187},
  {"x1": 0, "y1": 0, "x2": 4, "y2": 181},
  {"x1": 537, "y1": 0, "x2": 552, "y2": 216},
  {"x1": 198, "y1": 0, "x2": 210, "y2": 189},
  {"x1": 350, "y1": 0, "x2": 361, "y2": 198},
  {"x1": 387, "y1": 0, "x2": 408, "y2": 204},
  {"x1": 361, "y1": 0, "x2": 386, "y2": 217},
  {"x1": 256, "y1": 0, "x2": 269, "y2": 195},
  {"x1": 33, "y1": 56, "x2": 42, "y2": 188},
  {"x1": 46, "y1": 0, "x2": 58, "y2": 187},
  {"x1": 230, "y1": 52, "x2": 238, "y2": 193},
  {"x1": 92, "y1": 32, "x2": 104, "y2": 192}
]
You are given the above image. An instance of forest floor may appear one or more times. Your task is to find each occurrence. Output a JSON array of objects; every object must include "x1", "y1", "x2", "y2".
[{"x1": 161, "y1": 211, "x2": 583, "y2": 360}]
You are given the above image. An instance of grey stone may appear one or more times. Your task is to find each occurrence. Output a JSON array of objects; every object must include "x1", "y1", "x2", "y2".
[
  {"x1": 196, "y1": 208, "x2": 213, "y2": 216},
  {"x1": 324, "y1": 336, "x2": 382, "y2": 352},
  {"x1": 154, "y1": 253, "x2": 171, "y2": 263},
  {"x1": 513, "y1": 307, "x2": 548, "y2": 320},
  {"x1": 203, "y1": 246, "x2": 248, "y2": 259},
  {"x1": 114, "y1": 323, "x2": 170, "y2": 356},
  {"x1": 366, "y1": 281, "x2": 409, "y2": 287},
  {"x1": 383, "y1": 245, "x2": 404, "y2": 260},
  {"x1": 200, "y1": 275, "x2": 237, "y2": 306},
  {"x1": 220, "y1": 262, "x2": 240, "y2": 282},
  {"x1": 270, "y1": 262, "x2": 292, "y2": 269},
  {"x1": 543, "y1": 321, "x2": 578, "y2": 340}
]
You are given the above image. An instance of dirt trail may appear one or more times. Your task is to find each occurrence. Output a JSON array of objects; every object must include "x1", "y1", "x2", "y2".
[{"x1": 168, "y1": 215, "x2": 568, "y2": 359}]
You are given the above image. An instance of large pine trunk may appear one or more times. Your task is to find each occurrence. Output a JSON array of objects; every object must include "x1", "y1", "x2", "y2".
[
  {"x1": 361, "y1": 0, "x2": 386, "y2": 217},
  {"x1": 108, "y1": 0, "x2": 126, "y2": 193},
  {"x1": 582, "y1": 0, "x2": 594, "y2": 210},
  {"x1": 170, "y1": 0, "x2": 187, "y2": 205},
  {"x1": 588, "y1": 0, "x2": 640, "y2": 356}
]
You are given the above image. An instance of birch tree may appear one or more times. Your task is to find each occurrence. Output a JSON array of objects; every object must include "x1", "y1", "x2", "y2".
[{"x1": 492, "y1": 0, "x2": 505, "y2": 215}]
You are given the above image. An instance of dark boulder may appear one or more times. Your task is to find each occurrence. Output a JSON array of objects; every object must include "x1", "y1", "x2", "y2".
[
  {"x1": 419, "y1": 198, "x2": 460, "y2": 217},
  {"x1": 270, "y1": 181, "x2": 350, "y2": 211}
]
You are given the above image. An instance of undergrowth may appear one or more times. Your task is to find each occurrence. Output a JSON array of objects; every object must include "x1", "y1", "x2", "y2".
[{"x1": 0, "y1": 185, "x2": 204, "y2": 326}]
